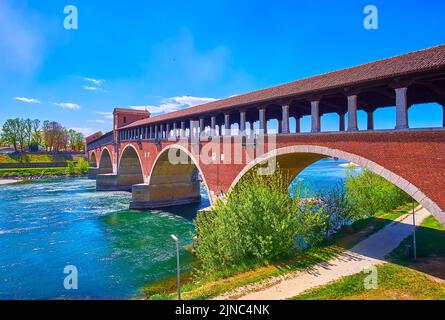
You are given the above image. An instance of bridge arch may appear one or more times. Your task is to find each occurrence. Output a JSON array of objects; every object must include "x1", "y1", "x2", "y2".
[
  {"x1": 117, "y1": 144, "x2": 145, "y2": 185},
  {"x1": 230, "y1": 145, "x2": 445, "y2": 225},
  {"x1": 98, "y1": 147, "x2": 113, "y2": 174},
  {"x1": 147, "y1": 144, "x2": 210, "y2": 207},
  {"x1": 89, "y1": 151, "x2": 97, "y2": 167}
]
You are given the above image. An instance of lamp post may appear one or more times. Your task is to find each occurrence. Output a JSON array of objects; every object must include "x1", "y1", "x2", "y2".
[
  {"x1": 171, "y1": 234, "x2": 181, "y2": 300},
  {"x1": 412, "y1": 201, "x2": 417, "y2": 260}
]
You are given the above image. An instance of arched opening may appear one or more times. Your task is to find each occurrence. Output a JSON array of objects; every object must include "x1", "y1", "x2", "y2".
[
  {"x1": 117, "y1": 145, "x2": 144, "y2": 187},
  {"x1": 131, "y1": 145, "x2": 210, "y2": 210},
  {"x1": 89, "y1": 151, "x2": 97, "y2": 168},
  {"x1": 230, "y1": 145, "x2": 444, "y2": 225},
  {"x1": 98, "y1": 148, "x2": 113, "y2": 174}
]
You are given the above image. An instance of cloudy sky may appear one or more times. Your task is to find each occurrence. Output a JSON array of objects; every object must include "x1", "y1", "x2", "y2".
[{"x1": 0, "y1": 0, "x2": 444, "y2": 136}]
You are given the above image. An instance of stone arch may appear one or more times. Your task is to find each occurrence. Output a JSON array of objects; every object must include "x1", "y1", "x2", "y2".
[
  {"x1": 98, "y1": 147, "x2": 113, "y2": 174},
  {"x1": 140, "y1": 144, "x2": 210, "y2": 208},
  {"x1": 230, "y1": 145, "x2": 445, "y2": 225},
  {"x1": 117, "y1": 144, "x2": 144, "y2": 186}
]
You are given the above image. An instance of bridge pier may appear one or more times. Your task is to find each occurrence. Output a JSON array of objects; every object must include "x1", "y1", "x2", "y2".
[
  {"x1": 129, "y1": 182, "x2": 201, "y2": 210},
  {"x1": 88, "y1": 168, "x2": 99, "y2": 179},
  {"x1": 96, "y1": 173, "x2": 143, "y2": 191}
]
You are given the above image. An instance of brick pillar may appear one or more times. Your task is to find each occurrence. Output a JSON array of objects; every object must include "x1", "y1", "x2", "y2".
[
  {"x1": 339, "y1": 113, "x2": 346, "y2": 131},
  {"x1": 347, "y1": 95, "x2": 358, "y2": 131},
  {"x1": 367, "y1": 109, "x2": 375, "y2": 131},
  {"x1": 259, "y1": 108, "x2": 267, "y2": 134},
  {"x1": 311, "y1": 100, "x2": 320, "y2": 133},
  {"x1": 281, "y1": 105, "x2": 290, "y2": 134},
  {"x1": 224, "y1": 113, "x2": 231, "y2": 136},
  {"x1": 395, "y1": 87, "x2": 409, "y2": 130},
  {"x1": 239, "y1": 111, "x2": 246, "y2": 133},
  {"x1": 211, "y1": 116, "x2": 216, "y2": 136}
]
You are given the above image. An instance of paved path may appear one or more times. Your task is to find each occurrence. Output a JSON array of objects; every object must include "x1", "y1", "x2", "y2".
[{"x1": 216, "y1": 207, "x2": 430, "y2": 300}]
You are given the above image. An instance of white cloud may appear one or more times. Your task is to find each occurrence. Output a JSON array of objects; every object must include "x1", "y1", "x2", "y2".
[
  {"x1": 54, "y1": 102, "x2": 81, "y2": 110},
  {"x1": 94, "y1": 111, "x2": 113, "y2": 119},
  {"x1": 83, "y1": 77, "x2": 105, "y2": 86},
  {"x1": 129, "y1": 95, "x2": 217, "y2": 115},
  {"x1": 14, "y1": 97, "x2": 41, "y2": 104},
  {"x1": 70, "y1": 127, "x2": 95, "y2": 136},
  {"x1": 83, "y1": 86, "x2": 108, "y2": 93},
  {"x1": 88, "y1": 119, "x2": 111, "y2": 124}
]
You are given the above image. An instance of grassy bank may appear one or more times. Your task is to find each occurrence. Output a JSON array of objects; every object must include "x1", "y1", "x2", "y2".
[
  {"x1": 0, "y1": 167, "x2": 86, "y2": 178},
  {"x1": 291, "y1": 215, "x2": 445, "y2": 300},
  {"x1": 0, "y1": 153, "x2": 81, "y2": 163},
  {"x1": 292, "y1": 263, "x2": 445, "y2": 300},
  {"x1": 144, "y1": 204, "x2": 414, "y2": 300}
]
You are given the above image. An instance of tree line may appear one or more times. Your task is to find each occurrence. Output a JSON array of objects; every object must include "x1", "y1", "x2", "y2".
[{"x1": 0, "y1": 118, "x2": 85, "y2": 152}]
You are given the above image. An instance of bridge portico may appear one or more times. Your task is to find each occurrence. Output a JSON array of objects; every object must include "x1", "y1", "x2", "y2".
[{"x1": 86, "y1": 45, "x2": 445, "y2": 225}]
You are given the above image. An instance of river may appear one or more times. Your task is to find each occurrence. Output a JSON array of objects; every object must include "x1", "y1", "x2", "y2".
[{"x1": 0, "y1": 158, "x2": 354, "y2": 299}]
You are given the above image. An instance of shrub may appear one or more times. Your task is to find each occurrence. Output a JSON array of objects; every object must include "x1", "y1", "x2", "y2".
[
  {"x1": 76, "y1": 158, "x2": 89, "y2": 174},
  {"x1": 345, "y1": 169, "x2": 411, "y2": 218},
  {"x1": 65, "y1": 160, "x2": 76, "y2": 175},
  {"x1": 194, "y1": 169, "x2": 330, "y2": 274}
]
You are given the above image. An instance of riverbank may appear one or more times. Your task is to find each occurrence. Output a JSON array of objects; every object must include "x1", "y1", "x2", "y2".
[
  {"x1": 0, "y1": 167, "x2": 88, "y2": 179},
  {"x1": 144, "y1": 204, "x2": 415, "y2": 300},
  {"x1": 0, "y1": 179, "x2": 23, "y2": 185}
]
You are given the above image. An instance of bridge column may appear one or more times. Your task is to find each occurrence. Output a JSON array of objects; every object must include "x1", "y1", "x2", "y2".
[
  {"x1": 347, "y1": 95, "x2": 358, "y2": 131},
  {"x1": 149, "y1": 126, "x2": 153, "y2": 139},
  {"x1": 281, "y1": 105, "x2": 290, "y2": 134},
  {"x1": 160, "y1": 124, "x2": 164, "y2": 140},
  {"x1": 224, "y1": 113, "x2": 231, "y2": 135},
  {"x1": 240, "y1": 111, "x2": 246, "y2": 133},
  {"x1": 311, "y1": 100, "x2": 320, "y2": 133},
  {"x1": 339, "y1": 112, "x2": 346, "y2": 131},
  {"x1": 180, "y1": 121, "x2": 185, "y2": 137},
  {"x1": 295, "y1": 115, "x2": 301, "y2": 133},
  {"x1": 154, "y1": 125, "x2": 158, "y2": 140},
  {"x1": 367, "y1": 109, "x2": 375, "y2": 131},
  {"x1": 211, "y1": 116, "x2": 216, "y2": 136},
  {"x1": 199, "y1": 118, "x2": 205, "y2": 137},
  {"x1": 166, "y1": 123, "x2": 171, "y2": 139},
  {"x1": 395, "y1": 87, "x2": 409, "y2": 130},
  {"x1": 441, "y1": 102, "x2": 445, "y2": 127},
  {"x1": 259, "y1": 108, "x2": 267, "y2": 134}
]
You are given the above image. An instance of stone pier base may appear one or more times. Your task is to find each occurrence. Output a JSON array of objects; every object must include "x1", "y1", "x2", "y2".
[
  {"x1": 96, "y1": 173, "x2": 133, "y2": 191},
  {"x1": 88, "y1": 168, "x2": 99, "y2": 180},
  {"x1": 129, "y1": 182, "x2": 201, "y2": 210}
]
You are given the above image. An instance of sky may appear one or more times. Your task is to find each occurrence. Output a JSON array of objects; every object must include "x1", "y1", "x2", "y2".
[{"x1": 0, "y1": 0, "x2": 444, "y2": 136}]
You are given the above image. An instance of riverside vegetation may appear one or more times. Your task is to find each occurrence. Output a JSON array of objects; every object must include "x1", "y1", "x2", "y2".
[
  {"x1": 0, "y1": 158, "x2": 90, "y2": 178},
  {"x1": 145, "y1": 167, "x2": 413, "y2": 299}
]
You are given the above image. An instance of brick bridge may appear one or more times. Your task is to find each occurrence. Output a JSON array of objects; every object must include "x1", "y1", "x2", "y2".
[{"x1": 86, "y1": 45, "x2": 445, "y2": 225}]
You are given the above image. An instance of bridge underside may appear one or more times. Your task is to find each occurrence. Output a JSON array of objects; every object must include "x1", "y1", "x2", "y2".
[{"x1": 130, "y1": 149, "x2": 201, "y2": 209}]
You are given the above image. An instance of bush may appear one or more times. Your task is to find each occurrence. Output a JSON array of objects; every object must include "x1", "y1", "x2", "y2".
[
  {"x1": 194, "y1": 169, "x2": 332, "y2": 274},
  {"x1": 65, "y1": 161, "x2": 76, "y2": 175},
  {"x1": 76, "y1": 158, "x2": 89, "y2": 174},
  {"x1": 345, "y1": 169, "x2": 411, "y2": 218}
]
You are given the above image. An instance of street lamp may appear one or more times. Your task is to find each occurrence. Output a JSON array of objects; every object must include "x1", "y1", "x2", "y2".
[{"x1": 171, "y1": 234, "x2": 181, "y2": 300}]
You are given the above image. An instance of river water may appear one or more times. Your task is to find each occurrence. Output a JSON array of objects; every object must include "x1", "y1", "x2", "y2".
[{"x1": 0, "y1": 158, "x2": 353, "y2": 299}]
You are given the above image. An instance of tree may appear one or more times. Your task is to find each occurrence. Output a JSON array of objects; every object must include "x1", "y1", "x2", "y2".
[
  {"x1": 31, "y1": 119, "x2": 42, "y2": 146},
  {"x1": 1, "y1": 118, "x2": 21, "y2": 152}
]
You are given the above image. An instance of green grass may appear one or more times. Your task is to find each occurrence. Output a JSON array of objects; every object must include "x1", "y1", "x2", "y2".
[
  {"x1": 0, "y1": 167, "x2": 85, "y2": 177},
  {"x1": 0, "y1": 153, "x2": 82, "y2": 164},
  {"x1": 292, "y1": 263, "x2": 445, "y2": 300},
  {"x1": 144, "y1": 204, "x2": 413, "y2": 300},
  {"x1": 389, "y1": 215, "x2": 445, "y2": 262},
  {"x1": 292, "y1": 215, "x2": 445, "y2": 300}
]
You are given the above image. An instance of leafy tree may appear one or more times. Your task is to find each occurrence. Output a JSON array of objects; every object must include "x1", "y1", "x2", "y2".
[{"x1": 1, "y1": 118, "x2": 21, "y2": 152}]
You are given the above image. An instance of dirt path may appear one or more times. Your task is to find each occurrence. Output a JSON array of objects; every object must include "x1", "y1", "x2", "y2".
[{"x1": 215, "y1": 207, "x2": 430, "y2": 300}]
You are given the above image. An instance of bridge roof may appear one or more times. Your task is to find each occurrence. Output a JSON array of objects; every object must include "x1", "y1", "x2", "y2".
[{"x1": 122, "y1": 44, "x2": 445, "y2": 129}]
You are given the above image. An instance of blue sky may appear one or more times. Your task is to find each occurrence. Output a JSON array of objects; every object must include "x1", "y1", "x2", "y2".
[{"x1": 1, "y1": 0, "x2": 444, "y2": 136}]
